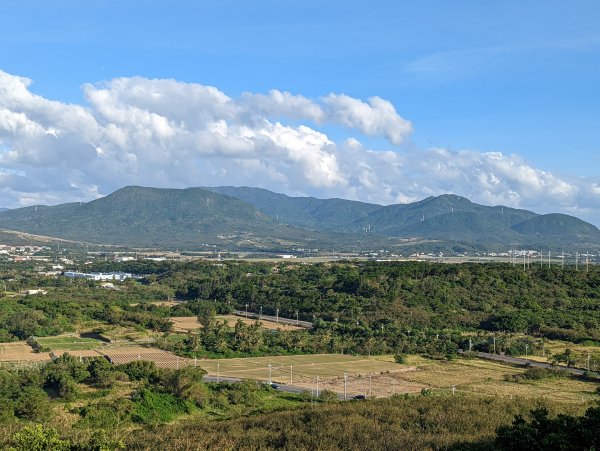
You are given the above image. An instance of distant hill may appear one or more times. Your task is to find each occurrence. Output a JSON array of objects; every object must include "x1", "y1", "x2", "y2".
[
  {"x1": 0, "y1": 186, "x2": 331, "y2": 250},
  {"x1": 203, "y1": 186, "x2": 380, "y2": 230},
  {"x1": 201, "y1": 188, "x2": 600, "y2": 250},
  {"x1": 0, "y1": 186, "x2": 597, "y2": 252}
]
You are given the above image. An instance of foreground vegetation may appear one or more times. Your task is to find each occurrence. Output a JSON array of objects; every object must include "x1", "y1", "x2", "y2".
[{"x1": 1, "y1": 259, "x2": 600, "y2": 449}]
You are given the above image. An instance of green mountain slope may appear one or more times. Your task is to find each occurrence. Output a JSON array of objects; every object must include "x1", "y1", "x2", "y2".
[
  {"x1": 512, "y1": 213, "x2": 600, "y2": 244},
  {"x1": 0, "y1": 186, "x2": 597, "y2": 252},
  {"x1": 0, "y1": 186, "x2": 327, "y2": 249},
  {"x1": 203, "y1": 186, "x2": 381, "y2": 230},
  {"x1": 201, "y1": 188, "x2": 599, "y2": 250}
]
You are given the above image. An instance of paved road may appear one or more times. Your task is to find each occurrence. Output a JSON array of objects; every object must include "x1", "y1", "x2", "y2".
[{"x1": 459, "y1": 349, "x2": 586, "y2": 376}]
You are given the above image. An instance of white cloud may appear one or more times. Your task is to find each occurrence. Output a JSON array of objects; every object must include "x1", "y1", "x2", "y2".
[{"x1": 0, "y1": 69, "x2": 599, "y2": 225}]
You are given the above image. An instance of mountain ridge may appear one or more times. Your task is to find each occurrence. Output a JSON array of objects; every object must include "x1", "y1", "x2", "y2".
[{"x1": 0, "y1": 185, "x2": 597, "y2": 252}]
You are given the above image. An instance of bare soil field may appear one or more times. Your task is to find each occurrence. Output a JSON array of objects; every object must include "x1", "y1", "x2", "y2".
[
  {"x1": 171, "y1": 315, "x2": 303, "y2": 332},
  {"x1": 199, "y1": 354, "x2": 403, "y2": 377},
  {"x1": 0, "y1": 342, "x2": 51, "y2": 362}
]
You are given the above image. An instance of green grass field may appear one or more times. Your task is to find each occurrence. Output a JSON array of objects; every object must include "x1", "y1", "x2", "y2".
[{"x1": 36, "y1": 336, "x2": 106, "y2": 351}]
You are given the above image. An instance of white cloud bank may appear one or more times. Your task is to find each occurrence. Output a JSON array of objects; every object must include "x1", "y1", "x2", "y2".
[{"x1": 0, "y1": 69, "x2": 599, "y2": 225}]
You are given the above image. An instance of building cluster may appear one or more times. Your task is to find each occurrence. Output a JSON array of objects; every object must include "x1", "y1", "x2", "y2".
[
  {"x1": 63, "y1": 271, "x2": 138, "y2": 281},
  {"x1": 0, "y1": 244, "x2": 51, "y2": 261}
]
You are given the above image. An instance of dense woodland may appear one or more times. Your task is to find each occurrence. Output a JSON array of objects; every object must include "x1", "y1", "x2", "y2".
[{"x1": 2, "y1": 260, "x2": 600, "y2": 362}]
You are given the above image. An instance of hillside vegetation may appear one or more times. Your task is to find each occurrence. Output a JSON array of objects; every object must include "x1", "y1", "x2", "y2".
[{"x1": 0, "y1": 186, "x2": 598, "y2": 251}]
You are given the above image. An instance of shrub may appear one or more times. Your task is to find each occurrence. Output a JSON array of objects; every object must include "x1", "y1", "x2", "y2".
[
  {"x1": 8, "y1": 425, "x2": 70, "y2": 451},
  {"x1": 318, "y1": 389, "x2": 339, "y2": 403},
  {"x1": 507, "y1": 367, "x2": 568, "y2": 382},
  {"x1": 117, "y1": 360, "x2": 160, "y2": 382},
  {"x1": 14, "y1": 386, "x2": 51, "y2": 420},
  {"x1": 132, "y1": 388, "x2": 192, "y2": 425},
  {"x1": 393, "y1": 353, "x2": 407, "y2": 364}
]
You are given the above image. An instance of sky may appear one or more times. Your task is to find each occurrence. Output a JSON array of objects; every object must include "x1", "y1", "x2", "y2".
[{"x1": 1, "y1": 0, "x2": 600, "y2": 224}]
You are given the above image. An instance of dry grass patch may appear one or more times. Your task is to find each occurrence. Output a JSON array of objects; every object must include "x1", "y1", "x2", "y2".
[
  {"x1": 402, "y1": 355, "x2": 600, "y2": 404},
  {"x1": 0, "y1": 342, "x2": 50, "y2": 362},
  {"x1": 170, "y1": 315, "x2": 302, "y2": 332}
]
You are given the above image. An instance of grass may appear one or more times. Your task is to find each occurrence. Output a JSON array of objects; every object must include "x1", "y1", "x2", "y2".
[
  {"x1": 198, "y1": 354, "x2": 403, "y2": 383},
  {"x1": 401, "y1": 355, "x2": 600, "y2": 404},
  {"x1": 36, "y1": 336, "x2": 106, "y2": 351}
]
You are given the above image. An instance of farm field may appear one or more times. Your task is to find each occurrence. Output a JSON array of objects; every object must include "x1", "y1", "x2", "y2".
[
  {"x1": 0, "y1": 342, "x2": 50, "y2": 362},
  {"x1": 197, "y1": 353, "x2": 413, "y2": 397},
  {"x1": 36, "y1": 335, "x2": 108, "y2": 351},
  {"x1": 171, "y1": 315, "x2": 303, "y2": 332},
  {"x1": 401, "y1": 355, "x2": 600, "y2": 404},
  {"x1": 103, "y1": 346, "x2": 193, "y2": 368}
]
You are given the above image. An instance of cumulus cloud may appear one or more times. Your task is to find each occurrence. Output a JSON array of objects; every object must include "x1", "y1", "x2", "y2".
[{"x1": 0, "y1": 69, "x2": 599, "y2": 225}]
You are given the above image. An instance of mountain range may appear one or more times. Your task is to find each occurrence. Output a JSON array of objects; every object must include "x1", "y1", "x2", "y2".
[{"x1": 0, "y1": 185, "x2": 598, "y2": 252}]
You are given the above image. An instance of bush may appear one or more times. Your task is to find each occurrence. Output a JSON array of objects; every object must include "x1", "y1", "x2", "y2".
[
  {"x1": 117, "y1": 360, "x2": 160, "y2": 382},
  {"x1": 77, "y1": 398, "x2": 134, "y2": 430},
  {"x1": 132, "y1": 388, "x2": 192, "y2": 425},
  {"x1": 318, "y1": 389, "x2": 338, "y2": 403},
  {"x1": 14, "y1": 386, "x2": 51, "y2": 420},
  {"x1": 393, "y1": 353, "x2": 407, "y2": 364},
  {"x1": 8, "y1": 425, "x2": 70, "y2": 451},
  {"x1": 507, "y1": 367, "x2": 568, "y2": 382}
]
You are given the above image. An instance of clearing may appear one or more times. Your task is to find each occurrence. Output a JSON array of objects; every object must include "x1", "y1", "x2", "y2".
[
  {"x1": 0, "y1": 342, "x2": 50, "y2": 362},
  {"x1": 171, "y1": 315, "x2": 303, "y2": 332},
  {"x1": 401, "y1": 355, "x2": 599, "y2": 404}
]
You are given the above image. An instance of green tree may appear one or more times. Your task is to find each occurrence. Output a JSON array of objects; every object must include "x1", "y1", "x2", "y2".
[{"x1": 8, "y1": 425, "x2": 70, "y2": 451}]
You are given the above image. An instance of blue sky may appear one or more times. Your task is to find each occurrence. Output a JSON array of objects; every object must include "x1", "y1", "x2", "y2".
[{"x1": 1, "y1": 0, "x2": 600, "y2": 224}]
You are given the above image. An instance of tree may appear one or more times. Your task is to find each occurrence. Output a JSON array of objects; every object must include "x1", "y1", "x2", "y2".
[{"x1": 196, "y1": 301, "x2": 216, "y2": 329}]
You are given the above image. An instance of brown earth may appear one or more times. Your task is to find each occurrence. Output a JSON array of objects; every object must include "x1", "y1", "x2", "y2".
[
  {"x1": 171, "y1": 315, "x2": 303, "y2": 332},
  {"x1": 0, "y1": 342, "x2": 51, "y2": 362}
]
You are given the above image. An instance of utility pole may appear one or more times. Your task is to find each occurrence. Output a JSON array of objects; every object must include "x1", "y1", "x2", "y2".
[
  {"x1": 541, "y1": 338, "x2": 545, "y2": 358},
  {"x1": 259, "y1": 306, "x2": 262, "y2": 319},
  {"x1": 296, "y1": 310, "x2": 299, "y2": 326},
  {"x1": 525, "y1": 344, "x2": 528, "y2": 357},
  {"x1": 245, "y1": 304, "x2": 248, "y2": 318},
  {"x1": 344, "y1": 372, "x2": 348, "y2": 400},
  {"x1": 548, "y1": 251, "x2": 551, "y2": 268},
  {"x1": 276, "y1": 308, "x2": 279, "y2": 324},
  {"x1": 316, "y1": 376, "x2": 320, "y2": 397},
  {"x1": 587, "y1": 354, "x2": 591, "y2": 371},
  {"x1": 587, "y1": 252, "x2": 590, "y2": 272}
]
